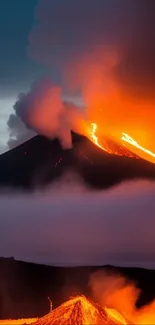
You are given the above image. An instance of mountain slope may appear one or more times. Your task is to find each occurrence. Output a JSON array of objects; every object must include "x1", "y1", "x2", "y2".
[{"x1": 0, "y1": 132, "x2": 155, "y2": 190}]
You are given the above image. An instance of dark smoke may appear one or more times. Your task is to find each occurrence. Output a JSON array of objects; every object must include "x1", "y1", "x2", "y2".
[
  {"x1": 29, "y1": 0, "x2": 155, "y2": 100},
  {"x1": 7, "y1": 0, "x2": 155, "y2": 148}
]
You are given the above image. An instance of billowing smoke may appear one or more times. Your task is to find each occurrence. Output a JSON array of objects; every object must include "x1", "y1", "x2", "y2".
[
  {"x1": 90, "y1": 269, "x2": 155, "y2": 324},
  {"x1": 28, "y1": 0, "x2": 155, "y2": 150},
  {"x1": 7, "y1": 0, "x2": 155, "y2": 151},
  {"x1": 28, "y1": 0, "x2": 155, "y2": 100},
  {"x1": 9, "y1": 77, "x2": 84, "y2": 149}
]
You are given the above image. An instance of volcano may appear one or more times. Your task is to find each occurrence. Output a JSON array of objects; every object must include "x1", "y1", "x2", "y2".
[
  {"x1": 0, "y1": 296, "x2": 132, "y2": 325},
  {"x1": 33, "y1": 295, "x2": 130, "y2": 325},
  {"x1": 0, "y1": 132, "x2": 155, "y2": 190}
]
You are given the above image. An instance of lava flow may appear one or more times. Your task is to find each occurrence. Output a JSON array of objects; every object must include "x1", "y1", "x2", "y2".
[
  {"x1": 122, "y1": 133, "x2": 155, "y2": 159},
  {"x1": 90, "y1": 123, "x2": 108, "y2": 152},
  {"x1": 0, "y1": 296, "x2": 131, "y2": 325},
  {"x1": 33, "y1": 295, "x2": 130, "y2": 325},
  {"x1": 89, "y1": 123, "x2": 138, "y2": 159},
  {"x1": 3, "y1": 293, "x2": 155, "y2": 325},
  {"x1": 0, "y1": 318, "x2": 38, "y2": 324},
  {"x1": 89, "y1": 122, "x2": 155, "y2": 163}
]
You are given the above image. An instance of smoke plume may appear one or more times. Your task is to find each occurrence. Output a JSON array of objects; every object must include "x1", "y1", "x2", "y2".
[
  {"x1": 10, "y1": 78, "x2": 84, "y2": 149},
  {"x1": 28, "y1": 0, "x2": 155, "y2": 100},
  {"x1": 90, "y1": 269, "x2": 155, "y2": 324},
  {"x1": 7, "y1": 0, "x2": 155, "y2": 151},
  {"x1": 28, "y1": 0, "x2": 155, "y2": 149}
]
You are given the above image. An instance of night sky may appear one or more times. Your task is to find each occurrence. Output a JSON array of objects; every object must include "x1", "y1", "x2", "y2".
[{"x1": 0, "y1": 0, "x2": 43, "y2": 151}]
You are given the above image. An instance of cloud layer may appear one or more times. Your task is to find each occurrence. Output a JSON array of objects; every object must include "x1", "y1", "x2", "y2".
[{"x1": 0, "y1": 178, "x2": 155, "y2": 267}]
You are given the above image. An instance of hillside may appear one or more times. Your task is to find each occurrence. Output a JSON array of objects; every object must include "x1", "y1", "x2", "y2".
[{"x1": 0, "y1": 132, "x2": 155, "y2": 190}]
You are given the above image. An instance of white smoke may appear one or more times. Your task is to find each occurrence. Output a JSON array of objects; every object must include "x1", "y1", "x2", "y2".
[{"x1": 9, "y1": 77, "x2": 84, "y2": 149}]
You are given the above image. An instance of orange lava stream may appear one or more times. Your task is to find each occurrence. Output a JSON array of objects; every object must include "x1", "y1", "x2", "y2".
[
  {"x1": 89, "y1": 122, "x2": 155, "y2": 163},
  {"x1": 105, "y1": 307, "x2": 127, "y2": 325},
  {"x1": 90, "y1": 122, "x2": 108, "y2": 152},
  {"x1": 121, "y1": 132, "x2": 155, "y2": 159}
]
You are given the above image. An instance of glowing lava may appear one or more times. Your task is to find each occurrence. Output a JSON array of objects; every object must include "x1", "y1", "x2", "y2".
[
  {"x1": 89, "y1": 122, "x2": 155, "y2": 163},
  {"x1": 88, "y1": 122, "x2": 138, "y2": 158},
  {"x1": 122, "y1": 133, "x2": 155, "y2": 160},
  {"x1": 33, "y1": 295, "x2": 130, "y2": 325},
  {"x1": 105, "y1": 307, "x2": 127, "y2": 325},
  {"x1": 0, "y1": 296, "x2": 131, "y2": 325},
  {"x1": 0, "y1": 318, "x2": 37, "y2": 324},
  {"x1": 90, "y1": 123, "x2": 108, "y2": 152}
]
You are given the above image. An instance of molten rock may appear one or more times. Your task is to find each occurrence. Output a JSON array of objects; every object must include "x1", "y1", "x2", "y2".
[{"x1": 34, "y1": 295, "x2": 131, "y2": 325}]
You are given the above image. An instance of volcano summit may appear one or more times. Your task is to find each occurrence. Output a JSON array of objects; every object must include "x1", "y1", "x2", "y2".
[{"x1": 0, "y1": 132, "x2": 155, "y2": 190}]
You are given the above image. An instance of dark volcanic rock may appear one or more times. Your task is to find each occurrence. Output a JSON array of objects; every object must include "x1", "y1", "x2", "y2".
[{"x1": 0, "y1": 132, "x2": 155, "y2": 190}]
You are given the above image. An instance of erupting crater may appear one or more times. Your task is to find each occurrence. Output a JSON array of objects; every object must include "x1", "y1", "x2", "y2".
[{"x1": 33, "y1": 295, "x2": 131, "y2": 325}]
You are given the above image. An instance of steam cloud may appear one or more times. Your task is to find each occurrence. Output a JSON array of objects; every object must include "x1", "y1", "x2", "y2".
[{"x1": 7, "y1": 0, "x2": 155, "y2": 150}]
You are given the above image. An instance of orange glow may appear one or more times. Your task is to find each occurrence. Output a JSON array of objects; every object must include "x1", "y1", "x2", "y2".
[
  {"x1": 122, "y1": 132, "x2": 155, "y2": 160},
  {"x1": 64, "y1": 49, "x2": 155, "y2": 164},
  {"x1": 72, "y1": 51, "x2": 155, "y2": 164},
  {"x1": 0, "y1": 318, "x2": 37, "y2": 324},
  {"x1": 88, "y1": 122, "x2": 138, "y2": 158},
  {"x1": 32, "y1": 295, "x2": 130, "y2": 325},
  {"x1": 90, "y1": 123, "x2": 108, "y2": 152},
  {"x1": 87, "y1": 121, "x2": 155, "y2": 163},
  {"x1": 2, "y1": 290, "x2": 155, "y2": 325},
  {"x1": 105, "y1": 307, "x2": 127, "y2": 324}
]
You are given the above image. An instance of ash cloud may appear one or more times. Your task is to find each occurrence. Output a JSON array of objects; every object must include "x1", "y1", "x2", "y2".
[
  {"x1": 7, "y1": 0, "x2": 155, "y2": 149},
  {"x1": 29, "y1": 0, "x2": 155, "y2": 101}
]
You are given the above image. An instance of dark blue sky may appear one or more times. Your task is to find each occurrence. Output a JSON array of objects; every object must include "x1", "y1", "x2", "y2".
[{"x1": 0, "y1": 0, "x2": 44, "y2": 98}]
